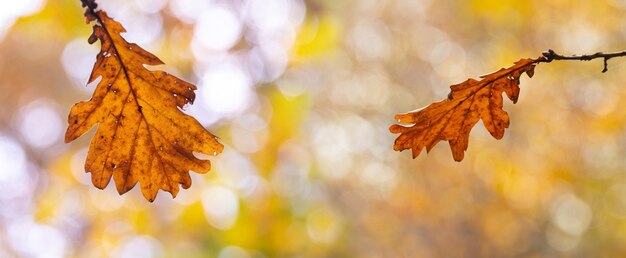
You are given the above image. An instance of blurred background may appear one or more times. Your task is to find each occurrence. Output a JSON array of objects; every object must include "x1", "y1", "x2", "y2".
[{"x1": 2, "y1": 0, "x2": 626, "y2": 257}]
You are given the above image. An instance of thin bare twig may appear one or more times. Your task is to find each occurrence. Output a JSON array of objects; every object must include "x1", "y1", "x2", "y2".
[
  {"x1": 540, "y1": 49, "x2": 626, "y2": 73},
  {"x1": 80, "y1": 0, "x2": 98, "y2": 17}
]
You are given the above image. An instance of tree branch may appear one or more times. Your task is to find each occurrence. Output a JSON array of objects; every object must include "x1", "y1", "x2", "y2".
[
  {"x1": 540, "y1": 49, "x2": 626, "y2": 73},
  {"x1": 80, "y1": 0, "x2": 98, "y2": 17}
]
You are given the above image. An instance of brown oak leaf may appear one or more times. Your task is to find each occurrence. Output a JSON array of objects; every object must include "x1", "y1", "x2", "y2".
[
  {"x1": 65, "y1": 10, "x2": 223, "y2": 202},
  {"x1": 390, "y1": 58, "x2": 539, "y2": 161}
]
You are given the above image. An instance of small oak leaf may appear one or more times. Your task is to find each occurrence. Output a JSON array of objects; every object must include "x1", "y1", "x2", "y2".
[
  {"x1": 390, "y1": 58, "x2": 539, "y2": 161},
  {"x1": 65, "y1": 10, "x2": 224, "y2": 202}
]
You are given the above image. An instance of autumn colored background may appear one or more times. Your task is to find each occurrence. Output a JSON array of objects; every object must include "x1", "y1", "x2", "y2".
[{"x1": 2, "y1": 0, "x2": 626, "y2": 257}]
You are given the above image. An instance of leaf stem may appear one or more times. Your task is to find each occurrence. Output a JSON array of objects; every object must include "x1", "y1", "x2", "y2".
[{"x1": 540, "y1": 49, "x2": 626, "y2": 73}]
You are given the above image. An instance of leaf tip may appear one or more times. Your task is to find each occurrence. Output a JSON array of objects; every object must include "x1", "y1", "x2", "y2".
[
  {"x1": 389, "y1": 124, "x2": 403, "y2": 134},
  {"x1": 393, "y1": 113, "x2": 413, "y2": 124},
  {"x1": 64, "y1": 126, "x2": 79, "y2": 143},
  {"x1": 88, "y1": 32, "x2": 98, "y2": 44},
  {"x1": 452, "y1": 151, "x2": 464, "y2": 162},
  {"x1": 526, "y1": 67, "x2": 535, "y2": 78},
  {"x1": 145, "y1": 191, "x2": 157, "y2": 202},
  {"x1": 169, "y1": 191, "x2": 178, "y2": 199},
  {"x1": 411, "y1": 147, "x2": 421, "y2": 159}
]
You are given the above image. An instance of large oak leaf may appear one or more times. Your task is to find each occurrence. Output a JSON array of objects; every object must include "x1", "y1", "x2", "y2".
[
  {"x1": 390, "y1": 58, "x2": 539, "y2": 161},
  {"x1": 65, "y1": 11, "x2": 223, "y2": 202}
]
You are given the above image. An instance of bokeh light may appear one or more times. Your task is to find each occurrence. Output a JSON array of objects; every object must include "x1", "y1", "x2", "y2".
[
  {"x1": 194, "y1": 6, "x2": 242, "y2": 52},
  {"x1": 15, "y1": 99, "x2": 63, "y2": 149},
  {"x1": 0, "y1": 0, "x2": 45, "y2": 40},
  {"x1": 61, "y1": 38, "x2": 99, "y2": 92},
  {"x1": 202, "y1": 186, "x2": 240, "y2": 230},
  {"x1": 200, "y1": 63, "x2": 253, "y2": 116}
]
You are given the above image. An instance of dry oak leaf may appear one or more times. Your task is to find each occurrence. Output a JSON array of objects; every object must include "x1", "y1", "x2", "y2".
[
  {"x1": 65, "y1": 10, "x2": 223, "y2": 202},
  {"x1": 390, "y1": 58, "x2": 539, "y2": 161}
]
